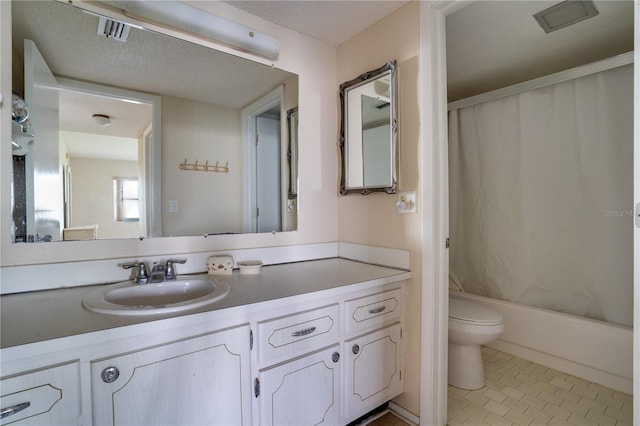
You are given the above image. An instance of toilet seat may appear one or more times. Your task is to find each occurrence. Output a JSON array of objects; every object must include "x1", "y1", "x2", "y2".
[{"x1": 449, "y1": 298, "x2": 503, "y2": 325}]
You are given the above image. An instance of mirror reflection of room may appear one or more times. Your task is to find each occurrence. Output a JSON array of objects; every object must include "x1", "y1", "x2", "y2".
[
  {"x1": 10, "y1": 0, "x2": 299, "y2": 243},
  {"x1": 340, "y1": 61, "x2": 397, "y2": 195}
]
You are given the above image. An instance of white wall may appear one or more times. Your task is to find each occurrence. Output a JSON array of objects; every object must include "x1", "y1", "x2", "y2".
[
  {"x1": 69, "y1": 157, "x2": 139, "y2": 239},
  {"x1": 0, "y1": 1, "x2": 338, "y2": 266}
]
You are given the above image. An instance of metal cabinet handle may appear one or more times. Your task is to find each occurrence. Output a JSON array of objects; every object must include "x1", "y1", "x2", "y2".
[
  {"x1": 101, "y1": 366, "x2": 120, "y2": 383},
  {"x1": 352, "y1": 344, "x2": 360, "y2": 354},
  {"x1": 1, "y1": 402, "x2": 30, "y2": 419},
  {"x1": 368, "y1": 305, "x2": 386, "y2": 314},
  {"x1": 332, "y1": 352, "x2": 340, "y2": 363},
  {"x1": 291, "y1": 326, "x2": 316, "y2": 337}
]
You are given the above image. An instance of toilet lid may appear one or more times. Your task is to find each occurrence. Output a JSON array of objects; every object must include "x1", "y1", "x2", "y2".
[{"x1": 449, "y1": 298, "x2": 503, "y2": 325}]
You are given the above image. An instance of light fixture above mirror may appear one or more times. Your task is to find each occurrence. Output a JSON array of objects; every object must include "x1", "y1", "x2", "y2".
[{"x1": 103, "y1": 0, "x2": 280, "y2": 60}]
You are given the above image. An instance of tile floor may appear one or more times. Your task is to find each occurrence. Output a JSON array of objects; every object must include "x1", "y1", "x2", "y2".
[
  {"x1": 447, "y1": 347, "x2": 633, "y2": 426},
  {"x1": 367, "y1": 346, "x2": 633, "y2": 426}
]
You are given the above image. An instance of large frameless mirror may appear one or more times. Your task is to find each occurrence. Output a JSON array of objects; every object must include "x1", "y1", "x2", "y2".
[
  {"x1": 9, "y1": 0, "x2": 298, "y2": 243},
  {"x1": 339, "y1": 60, "x2": 398, "y2": 195}
]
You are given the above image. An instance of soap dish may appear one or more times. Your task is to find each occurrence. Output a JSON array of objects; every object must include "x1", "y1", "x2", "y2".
[
  {"x1": 207, "y1": 255, "x2": 234, "y2": 275},
  {"x1": 237, "y1": 260, "x2": 263, "y2": 275}
]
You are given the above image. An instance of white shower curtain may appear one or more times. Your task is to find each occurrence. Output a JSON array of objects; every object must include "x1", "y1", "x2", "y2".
[{"x1": 449, "y1": 64, "x2": 634, "y2": 327}]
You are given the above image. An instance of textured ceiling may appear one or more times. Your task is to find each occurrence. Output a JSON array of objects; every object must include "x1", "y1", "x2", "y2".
[
  {"x1": 12, "y1": 1, "x2": 294, "y2": 110},
  {"x1": 446, "y1": 1, "x2": 634, "y2": 101},
  {"x1": 222, "y1": 0, "x2": 409, "y2": 46}
]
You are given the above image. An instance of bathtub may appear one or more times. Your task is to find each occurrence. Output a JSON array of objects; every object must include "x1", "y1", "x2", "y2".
[{"x1": 450, "y1": 291, "x2": 633, "y2": 394}]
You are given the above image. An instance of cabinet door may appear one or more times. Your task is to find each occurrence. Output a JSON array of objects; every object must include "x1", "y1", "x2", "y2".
[
  {"x1": 91, "y1": 325, "x2": 251, "y2": 425},
  {"x1": 0, "y1": 362, "x2": 80, "y2": 426},
  {"x1": 343, "y1": 323, "x2": 404, "y2": 423},
  {"x1": 257, "y1": 345, "x2": 340, "y2": 426}
]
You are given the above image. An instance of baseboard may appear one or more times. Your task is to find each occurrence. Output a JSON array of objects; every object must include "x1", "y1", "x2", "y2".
[{"x1": 388, "y1": 401, "x2": 420, "y2": 425}]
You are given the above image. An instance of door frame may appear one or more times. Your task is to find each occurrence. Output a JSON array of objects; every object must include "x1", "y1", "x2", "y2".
[
  {"x1": 633, "y1": 3, "x2": 639, "y2": 421},
  {"x1": 240, "y1": 85, "x2": 284, "y2": 233},
  {"x1": 56, "y1": 77, "x2": 162, "y2": 238},
  {"x1": 421, "y1": 1, "x2": 640, "y2": 425}
]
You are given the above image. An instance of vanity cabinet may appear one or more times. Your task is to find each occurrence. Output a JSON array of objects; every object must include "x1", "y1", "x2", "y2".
[
  {"x1": 254, "y1": 284, "x2": 405, "y2": 425},
  {"x1": 1, "y1": 258, "x2": 410, "y2": 426},
  {"x1": 342, "y1": 287, "x2": 405, "y2": 423},
  {"x1": 90, "y1": 325, "x2": 251, "y2": 426},
  {"x1": 0, "y1": 362, "x2": 80, "y2": 425}
]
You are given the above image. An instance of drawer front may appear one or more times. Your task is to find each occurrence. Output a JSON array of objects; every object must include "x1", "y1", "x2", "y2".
[
  {"x1": 344, "y1": 288, "x2": 403, "y2": 334},
  {"x1": 258, "y1": 304, "x2": 339, "y2": 364},
  {"x1": 0, "y1": 362, "x2": 80, "y2": 425}
]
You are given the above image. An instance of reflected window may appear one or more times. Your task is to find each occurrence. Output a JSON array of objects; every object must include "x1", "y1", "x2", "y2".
[{"x1": 113, "y1": 177, "x2": 139, "y2": 222}]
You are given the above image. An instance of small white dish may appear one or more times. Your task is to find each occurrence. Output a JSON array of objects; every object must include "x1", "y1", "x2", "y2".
[{"x1": 237, "y1": 260, "x2": 263, "y2": 275}]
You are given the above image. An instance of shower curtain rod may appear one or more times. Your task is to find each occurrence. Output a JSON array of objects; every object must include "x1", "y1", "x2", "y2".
[{"x1": 447, "y1": 51, "x2": 633, "y2": 111}]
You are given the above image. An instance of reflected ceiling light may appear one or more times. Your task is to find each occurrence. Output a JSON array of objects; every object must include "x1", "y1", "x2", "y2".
[
  {"x1": 103, "y1": 1, "x2": 280, "y2": 60},
  {"x1": 533, "y1": 0, "x2": 599, "y2": 34},
  {"x1": 92, "y1": 114, "x2": 112, "y2": 126}
]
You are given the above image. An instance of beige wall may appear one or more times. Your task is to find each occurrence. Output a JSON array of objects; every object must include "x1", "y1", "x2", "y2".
[
  {"x1": 69, "y1": 157, "x2": 140, "y2": 239},
  {"x1": 337, "y1": 2, "x2": 422, "y2": 416},
  {"x1": 162, "y1": 95, "x2": 243, "y2": 236}
]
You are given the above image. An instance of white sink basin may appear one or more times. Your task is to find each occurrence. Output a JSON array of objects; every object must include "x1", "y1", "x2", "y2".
[{"x1": 83, "y1": 277, "x2": 230, "y2": 316}]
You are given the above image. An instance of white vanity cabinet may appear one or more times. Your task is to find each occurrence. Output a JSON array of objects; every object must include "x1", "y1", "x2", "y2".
[
  {"x1": 0, "y1": 362, "x2": 81, "y2": 425},
  {"x1": 254, "y1": 283, "x2": 406, "y2": 425},
  {"x1": 1, "y1": 258, "x2": 411, "y2": 426},
  {"x1": 90, "y1": 324, "x2": 251, "y2": 426},
  {"x1": 342, "y1": 287, "x2": 405, "y2": 423}
]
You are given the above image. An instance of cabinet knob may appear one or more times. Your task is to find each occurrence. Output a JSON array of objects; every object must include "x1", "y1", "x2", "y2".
[
  {"x1": 332, "y1": 352, "x2": 340, "y2": 363},
  {"x1": 101, "y1": 366, "x2": 120, "y2": 383},
  {"x1": 352, "y1": 344, "x2": 360, "y2": 355}
]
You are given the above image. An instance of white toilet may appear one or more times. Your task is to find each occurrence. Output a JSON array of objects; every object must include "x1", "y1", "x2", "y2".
[{"x1": 448, "y1": 297, "x2": 504, "y2": 389}]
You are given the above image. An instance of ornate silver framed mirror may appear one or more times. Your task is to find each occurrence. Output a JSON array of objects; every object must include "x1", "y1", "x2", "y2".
[{"x1": 339, "y1": 60, "x2": 398, "y2": 195}]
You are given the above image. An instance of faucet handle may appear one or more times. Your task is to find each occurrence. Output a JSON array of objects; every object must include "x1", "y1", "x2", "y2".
[
  {"x1": 165, "y1": 259, "x2": 187, "y2": 281},
  {"x1": 121, "y1": 261, "x2": 149, "y2": 284}
]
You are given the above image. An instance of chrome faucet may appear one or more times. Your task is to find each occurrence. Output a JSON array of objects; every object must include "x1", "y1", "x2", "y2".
[
  {"x1": 165, "y1": 259, "x2": 187, "y2": 281},
  {"x1": 121, "y1": 259, "x2": 187, "y2": 284},
  {"x1": 121, "y1": 261, "x2": 149, "y2": 284},
  {"x1": 149, "y1": 262, "x2": 167, "y2": 283}
]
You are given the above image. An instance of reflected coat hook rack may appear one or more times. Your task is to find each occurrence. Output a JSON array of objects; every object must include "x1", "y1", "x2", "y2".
[{"x1": 179, "y1": 158, "x2": 229, "y2": 173}]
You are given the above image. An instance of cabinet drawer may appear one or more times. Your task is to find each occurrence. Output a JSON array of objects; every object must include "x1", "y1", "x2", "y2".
[
  {"x1": 257, "y1": 304, "x2": 339, "y2": 364},
  {"x1": 344, "y1": 288, "x2": 403, "y2": 334},
  {"x1": 0, "y1": 362, "x2": 80, "y2": 425}
]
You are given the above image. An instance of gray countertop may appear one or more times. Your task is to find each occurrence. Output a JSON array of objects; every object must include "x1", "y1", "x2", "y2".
[{"x1": 1, "y1": 258, "x2": 410, "y2": 349}]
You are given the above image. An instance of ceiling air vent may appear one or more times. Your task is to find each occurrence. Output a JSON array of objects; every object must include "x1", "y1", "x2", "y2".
[
  {"x1": 533, "y1": 0, "x2": 599, "y2": 34},
  {"x1": 97, "y1": 16, "x2": 131, "y2": 42}
]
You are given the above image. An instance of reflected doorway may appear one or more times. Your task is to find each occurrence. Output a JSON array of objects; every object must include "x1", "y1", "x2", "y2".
[{"x1": 242, "y1": 86, "x2": 284, "y2": 233}]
